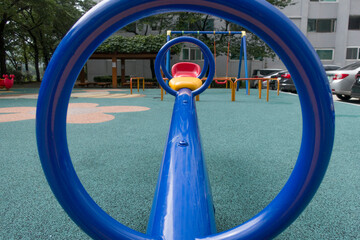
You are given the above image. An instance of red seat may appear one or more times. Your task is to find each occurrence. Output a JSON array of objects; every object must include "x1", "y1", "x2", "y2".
[{"x1": 171, "y1": 62, "x2": 201, "y2": 78}]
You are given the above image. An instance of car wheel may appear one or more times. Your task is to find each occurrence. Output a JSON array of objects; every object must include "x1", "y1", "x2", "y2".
[{"x1": 336, "y1": 94, "x2": 351, "y2": 101}]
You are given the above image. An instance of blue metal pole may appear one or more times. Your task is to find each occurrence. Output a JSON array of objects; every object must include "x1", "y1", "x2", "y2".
[
  {"x1": 166, "y1": 32, "x2": 171, "y2": 74},
  {"x1": 147, "y1": 88, "x2": 216, "y2": 240},
  {"x1": 243, "y1": 35, "x2": 249, "y2": 94},
  {"x1": 237, "y1": 36, "x2": 244, "y2": 91}
]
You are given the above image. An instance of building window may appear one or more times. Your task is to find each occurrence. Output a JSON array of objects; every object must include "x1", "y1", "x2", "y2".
[
  {"x1": 308, "y1": 19, "x2": 336, "y2": 32},
  {"x1": 316, "y1": 49, "x2": 333, "y2": 60},
  {"x1": 151, "y1": 22, "x2": 161, "y2": 31},
  {"x1": 346, "y1": 48, "x2": 360, "y2": 60},
  {"x1": 349, "y1": 16, "x2": 360, "y2": 30},
  {"x1": 182, "y1": 48, "x2": 203, "y2": 60},
  {"x1": 182, "y1": 48, "x2": 190, "y2": 60}
]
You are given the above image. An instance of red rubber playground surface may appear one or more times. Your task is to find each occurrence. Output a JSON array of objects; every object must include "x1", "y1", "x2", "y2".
[{"x1": 1, "y1": 87, "x2": 359, "y2": 239}]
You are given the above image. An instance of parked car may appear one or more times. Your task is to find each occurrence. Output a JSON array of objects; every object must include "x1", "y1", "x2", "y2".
[
  {"x1": 350, "y1": 71, "x2": 360, "y2": 99},
  {"x1": 279, "y1": 71, "x2": 297, "y2": 93},
  {"x1": 254, "y1": 70, "x2": 287, "y2": 89},
  {"x1": 323, "y1": 65, "x2": 341, "y2": 72},
  {"x1": 250, "y1": 68, "x2": 282, "y2": 88},
  {"x1": 328, "y1": 62, "x2": 360, "y2": 100}
]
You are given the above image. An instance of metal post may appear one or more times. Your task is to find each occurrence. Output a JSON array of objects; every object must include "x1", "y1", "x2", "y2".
[
  {"x1": 237, "y1": 38, "x2": 243, "y2": 91},
  {"x1": 166, "y1": 31, "x2": 171, "y2": 75},
  {"x1": 242, "y1": 34, "x2": 249, "y2": 95}
]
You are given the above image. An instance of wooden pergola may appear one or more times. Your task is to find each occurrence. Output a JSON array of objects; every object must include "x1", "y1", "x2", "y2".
[{"x1": 84, "y1": 52, "x2": 158, "y2": 88}]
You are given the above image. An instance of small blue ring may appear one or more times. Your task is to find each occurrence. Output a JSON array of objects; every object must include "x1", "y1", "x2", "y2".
[{"x1": 155, "y1": 36, "x2": 214, "y2": 96}]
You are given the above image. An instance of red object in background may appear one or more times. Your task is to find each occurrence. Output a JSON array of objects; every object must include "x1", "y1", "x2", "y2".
[
  {"x1": 0, "y1": 74, "x2": 15, "y2": 90},
  {"x1": 171, "y1": 62, "x2": 201, "y2": 78},
  {"x1": 333, "y1": 74, "x2": 349, "y2": 80},
  {"x1": 281, "y1": 73, "x2": 291, "y2": 79}
]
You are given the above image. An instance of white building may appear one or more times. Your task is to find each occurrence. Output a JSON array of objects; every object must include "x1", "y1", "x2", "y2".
[
  {"x1": 281, "y1": 0, "x2": 360, "y2": 67},
  {"x1": 87, "y1": 0, "x2": 360, "y2": 82}
]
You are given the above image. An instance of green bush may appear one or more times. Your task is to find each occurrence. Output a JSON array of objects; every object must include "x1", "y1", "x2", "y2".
[{"x1": 96, "y1": 34, "x2": 180, "y2": 54}]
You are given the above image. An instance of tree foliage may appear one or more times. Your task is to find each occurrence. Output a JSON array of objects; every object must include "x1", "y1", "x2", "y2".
[
  {"x1": 119, "y1": 0, "x2": 294, "y2": 60},
  {"x1": 96, "y1": 34, "x2": 180, "y2": 54},
  {"x1": 0, "y1": 0, "x2": 95, "y2": 80},
  {"x1": 0, "y1": 0, "x2": 294, "y2": 81}
]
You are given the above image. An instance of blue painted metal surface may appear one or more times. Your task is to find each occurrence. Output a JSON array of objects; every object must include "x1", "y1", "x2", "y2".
[
  {"x1": 36, "y1": 0, "x2": 335, "y2": 239},
  {"x1": 147, "y1": 88, "x2": 216, "y2": 240},
  {"x1": 243, "y1": 36, "x2": 249, "y2": 93},
  {"x1": 237, "y1": 36, "x2": 244, "y2": 91},
  {"x1": 149, "y1": 36, "x2": 216, "y2": 239},
  {"x1": 166, "y1": 34, "x2": 171, "y2": 75}
]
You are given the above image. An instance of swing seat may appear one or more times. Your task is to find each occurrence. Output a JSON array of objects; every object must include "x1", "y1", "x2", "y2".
[
  {"x1": 214, "y1": 77, "x2": 230, "y2": 85},
  {"x1": 172, "y1": 62, "x2": 201, "y2": 78}
]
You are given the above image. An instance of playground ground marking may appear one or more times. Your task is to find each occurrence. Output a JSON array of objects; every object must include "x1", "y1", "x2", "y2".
[
  {"x1": 0, "y1": 89, "x2": 144, "y2": 99},
  {"x1": 0, "y1": 103, "x2": 150, "y2": 124}
]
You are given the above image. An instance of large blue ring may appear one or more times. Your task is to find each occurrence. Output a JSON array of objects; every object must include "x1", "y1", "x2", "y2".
[
  {"x1": 155, "y1": 36, "x2": 214, "y2": 96},
  {"x1": 36, "y1": 0, "x2": 335, "y2": 239}
]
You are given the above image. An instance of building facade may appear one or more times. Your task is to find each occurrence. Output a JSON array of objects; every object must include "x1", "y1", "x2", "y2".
[
  {"x1": 281, "y1": 0, "x2": 360, "y2": 67},
  {"x1": 87, "y1": 0, "x2": 360, "y2": 81}
]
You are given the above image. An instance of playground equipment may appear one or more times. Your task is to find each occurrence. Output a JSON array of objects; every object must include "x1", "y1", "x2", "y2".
[
  {"x1": 36, "y1": 0, "x2": 335, "y2": 239},
  {"x1": 231, "y1": 77, "x2": 279, "y2": 102},
  {"x1": 0, "y1": 74, "x2": 14, "y2": 90},
  {"x1": 129, "y1": 77, "x2": 145, "y2": 94},
  {"x1": 166, "y1": 30, "x2": 249, "y2": 91}
]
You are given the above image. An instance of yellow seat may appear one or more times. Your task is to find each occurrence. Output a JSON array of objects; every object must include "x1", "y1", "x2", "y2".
[{"x1": 169, "y1": 77, "x2": 203, "y2": 91}]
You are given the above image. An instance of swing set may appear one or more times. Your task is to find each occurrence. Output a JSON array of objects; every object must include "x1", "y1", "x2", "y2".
[
  {"x1": 165, "y1": 30, "x2": 249, "y2": 92},
  {"x1": 163, "y1": 30, "x2": 279, "y2": 102}
]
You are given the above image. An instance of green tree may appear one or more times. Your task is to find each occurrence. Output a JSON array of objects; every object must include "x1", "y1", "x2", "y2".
[{"x1": 0, "y1": 0, "x2": 95, "y2": 80}]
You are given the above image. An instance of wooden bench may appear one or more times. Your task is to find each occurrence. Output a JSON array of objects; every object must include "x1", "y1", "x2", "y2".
[{"x1": 96, "y1": 82, "x2": 112, "y2": 87}]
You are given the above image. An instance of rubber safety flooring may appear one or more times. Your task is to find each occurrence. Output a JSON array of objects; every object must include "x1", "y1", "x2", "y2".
[{"x1": 0, "y1": 87, "x2": 359, "y2": 239}]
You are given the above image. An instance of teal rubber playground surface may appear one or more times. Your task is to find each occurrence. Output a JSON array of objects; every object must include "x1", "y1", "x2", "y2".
[{"x1": 1, "y1": 87, "x2": 359, "y2": 239}]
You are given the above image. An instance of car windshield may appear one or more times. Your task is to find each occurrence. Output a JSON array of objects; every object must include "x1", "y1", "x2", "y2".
[
  {"x1": 324, "y1": 66, "x2": 340, "y2": 71},
  {"x1": 339, "y1": 62, "x2": 360, "y2": 70},
  {"x1": 252, "y1": 69, "x2": 281, "y2": 76},
  {"x1": 259, "y1": 70, "x2": 279, "y2": 75}
]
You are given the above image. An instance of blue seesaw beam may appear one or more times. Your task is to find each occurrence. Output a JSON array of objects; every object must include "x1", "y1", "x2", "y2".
[{"x1": 149, "y1": 36, "x2": 216, "y2": 239}]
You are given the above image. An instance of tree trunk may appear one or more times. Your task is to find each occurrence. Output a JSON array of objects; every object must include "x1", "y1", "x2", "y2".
[
  {"x1": 23, "y1": 42, "x2": 29, "y2": 82},
  {"x1": 39, "y1": 30, "x2": 50, "y2": 69},
  {"x1": 0, "y1": 18, "x2": 7, "y2": 75},
  {"x1": 150, "y1": 58, "x2": 155, "y2": 80},
  {"x1": 29, "y1": 31, "x2": 41, "y2": 82},
  {"x1": 23, "y1": 42, "x2": 29, "y2": 72},
  {"x1": 34, "y1": 42, "x2": 41, "y2": 82}
]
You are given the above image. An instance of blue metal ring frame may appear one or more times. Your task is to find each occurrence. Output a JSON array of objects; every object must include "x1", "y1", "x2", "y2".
[
  {"x1": 161, "y1": 50, "x2": 209, "y2": 83},
  {"x1": 155, "y1": 36, "x2": 214, "y2": 96},
  {"x1": 36, "y1": 0, "x2": 335, "y2": 239}
]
